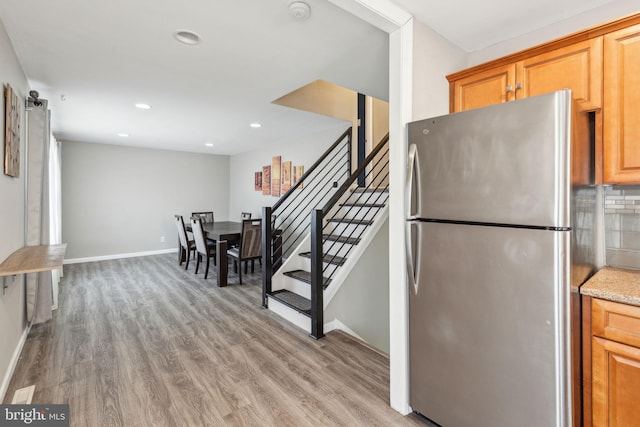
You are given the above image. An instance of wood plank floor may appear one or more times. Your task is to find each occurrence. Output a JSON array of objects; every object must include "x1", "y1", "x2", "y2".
[{"x1": 4, "y1": 254, "x2": 426, "y2": 426}]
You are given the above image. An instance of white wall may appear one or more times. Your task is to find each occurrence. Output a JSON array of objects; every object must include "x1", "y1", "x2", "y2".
[
  {"x1": 411, "y1": 20, "x2": 467, "y2": 120},
  {"x1": 468, "y1": 3, "x2": 640, "y2": 66},
  {"x1": 228, "y1": 123, "x2": 349, "y2": 220},
  {"x1": 325, "y1": 219, "x2": 390, "y2": 353},
  {"x1": 0, "y1": 18, "x2": 30, "y2": 401},
  {"x1": 61, "y1": 141, "x2": 230, "y2": 260}
]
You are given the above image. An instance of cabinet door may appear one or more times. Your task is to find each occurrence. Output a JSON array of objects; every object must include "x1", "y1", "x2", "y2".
[
  {"x1": 604, "y1": 24, "x2": 640, "y2": 184},
  {"x1": 517, "y1": 38, "x2": 602, "y2": 110},
  {"x1": 591, "y1": 336, "x2": 640, "y2": 427},
  {"x1": 451, "y1": 64, "x2": 515, "y2": 112}
]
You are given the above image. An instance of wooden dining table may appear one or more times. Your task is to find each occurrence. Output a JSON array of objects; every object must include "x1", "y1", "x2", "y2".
[{"x1": 186, "y1": 221, "x2": 241, "y2": 287}]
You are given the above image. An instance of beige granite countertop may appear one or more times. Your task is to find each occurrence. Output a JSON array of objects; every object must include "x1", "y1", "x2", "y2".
[{"x1": 580, "y1": 266, "x2": 640, "y2": 307}]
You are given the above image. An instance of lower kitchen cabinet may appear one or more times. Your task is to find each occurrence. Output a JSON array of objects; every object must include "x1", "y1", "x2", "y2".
[{"x1": 589, "y1": 298, "x2": 640, "y2": 426}]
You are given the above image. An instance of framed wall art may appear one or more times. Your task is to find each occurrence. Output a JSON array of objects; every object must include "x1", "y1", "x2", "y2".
[
  {"x1": 281, "y1": 161, "x2": 292, "y2": 193},
  {"x1": 262, "y1": 166, "x2": 271, "y2": 195},
  {"x1": 4, "y1": 84, "x2": 20, "y2": 177},
  {"x1": 254, "y1": 171, "x2": 262, "y2": 191},
  {"x1": 271, "y1": 156, "x2": 281, "y2": 197},
  {"x1": 293, "y1": 165, "x2": 304, "y2": 189}
]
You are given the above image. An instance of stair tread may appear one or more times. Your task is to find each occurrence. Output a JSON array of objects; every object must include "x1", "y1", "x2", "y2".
[
  {"x1": 340, "y1": 203, "x2": 386, "y2": 208},
  {"x1": 352, "y1": 188, "x2": 388, "y2": 193},
  {"x1": 327, "y1": 218, "x2": 374, "y2": 226},
  {"x1": 268, "y1": 290, "x2": 311, "y2": 316},
  {"x1": 283, "y1": 269, "x2": 331, "y2": 289},
  {"x1": 299, "y1": 252, "x2": 346, "y2": 266},
  {"x1": 323, "y1": 234, "x2": 361, "y2": 245}
]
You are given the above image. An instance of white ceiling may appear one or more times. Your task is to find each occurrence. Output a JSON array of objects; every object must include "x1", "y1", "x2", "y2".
[
  {"x1": 0, "y1": 0, "x2": 636, "y2": 155},
  {"x1": 390, "y1": 0, "x2": 622, "y2": 52},
  {"x1": 0, "y1": 0, "x2": 389, "y2": 155}
]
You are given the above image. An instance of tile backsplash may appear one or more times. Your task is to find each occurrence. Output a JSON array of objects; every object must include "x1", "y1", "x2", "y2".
[{"x1": 604, "y1": 186, "x2": 640, "y2": 269}]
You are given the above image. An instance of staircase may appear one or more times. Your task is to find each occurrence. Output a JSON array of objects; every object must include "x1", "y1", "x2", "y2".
[{"x1": 262, "y1": 128, "x2": 389, "y2": 339}]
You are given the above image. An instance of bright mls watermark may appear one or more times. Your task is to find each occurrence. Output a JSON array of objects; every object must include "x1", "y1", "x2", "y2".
[{"x1": 0, "y1": 405, "x2": 69, "y2": 426}]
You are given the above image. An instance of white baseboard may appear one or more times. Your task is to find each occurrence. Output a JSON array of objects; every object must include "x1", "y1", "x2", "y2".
[
  {"x1": 0, "y1": 325, "x2": 31, "y2": 403},
  {"x1": 64, "y1": 248, "x2": 177, "y2": 265},
  {"x1": 330, "y1": 318, "x2": 367, "y2": 342}
]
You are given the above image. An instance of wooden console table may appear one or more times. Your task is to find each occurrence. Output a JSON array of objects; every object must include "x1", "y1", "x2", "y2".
[{"x1": 0, "y1": 244, "x2": 67, "y2": 292}]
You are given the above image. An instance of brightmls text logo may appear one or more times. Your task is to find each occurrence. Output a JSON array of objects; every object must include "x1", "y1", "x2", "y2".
[{"x1": 0, "y1": 405, "x2": 69, "y2": 426}]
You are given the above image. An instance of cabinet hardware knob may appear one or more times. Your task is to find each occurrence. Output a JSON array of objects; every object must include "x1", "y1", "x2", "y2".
[
  {"x1": 506, "y1": 85, "x2": 513, "y2": 92},
  {"x1": 515, "y1": 83, "x2": 522, "y2": 90}
]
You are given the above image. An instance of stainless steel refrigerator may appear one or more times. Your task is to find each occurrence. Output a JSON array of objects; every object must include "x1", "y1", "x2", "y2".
[{"x1": 406, "y1": 90, "x2": 596, "y2": 427}]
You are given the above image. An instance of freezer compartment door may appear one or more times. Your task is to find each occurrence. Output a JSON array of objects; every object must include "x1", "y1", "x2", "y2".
[
  {"x1": 407, "y1": 90, "x2": 572, "y2": 228},
  {"x1": 409, "y1": 221, "x2": 571, "y2": 427}
]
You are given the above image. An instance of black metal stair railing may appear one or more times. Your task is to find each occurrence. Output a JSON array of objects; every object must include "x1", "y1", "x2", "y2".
[
  {"x1": 309, "y1": 134, "x2": 389, "y2": 339},
  {"x1": 262, "y1": 127, "x2": 352, "y2": 308}
]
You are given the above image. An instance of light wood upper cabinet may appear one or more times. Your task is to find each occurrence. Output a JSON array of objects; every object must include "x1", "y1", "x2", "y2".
[
  {"x1": 449, "y1": 38, "x2": 603, "y2": 113},
  {"x1": 603, "y1": 24, "x2": 640, "y2": 184},
  {"x1": 518, "y1": 38, "x2": 602, "y2": 110},
  {"x1": 451, "y1": 64, "x2": 515, "y2": 112}
]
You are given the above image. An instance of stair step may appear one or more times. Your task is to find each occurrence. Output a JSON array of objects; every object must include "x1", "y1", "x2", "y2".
[
  {"x1": 283, "y1": 269, "x2": 332, "y2": 289},
  {"x1": 352, "y1": 187, "x2": 388, "y2": 193},
  {"x1": 299, "y1": 252, "x2": 347, "y2": 266},
  {"x1": 327, "y1": 218, "x2": 374, "y2": 226},
  {"x1": 323, "y1": 234, "x2": 361, "y2": 245},
  {"x1": 268, "y1": 290, "x2": 311, "y2": 316},
  {"x1": 340, "y1": 203, "x2": 386, "y2": 208}
]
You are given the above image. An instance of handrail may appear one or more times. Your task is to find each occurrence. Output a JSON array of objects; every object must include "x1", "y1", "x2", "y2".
[
  {"x1": 321, "y1": 133, "x2": 389, "y2": 215},
  {"x1": 262, "y1": 127, "x2": 352, "y2": 308},
  {"x1": 262, "y1": 125, "x2": 389, "y2": 340},
  {"x1": 309, "y1": 133, "x2": 390, "y2": 339},
  {"x1": 273, "y1": 127, "x2": 352, "y2": 212}
]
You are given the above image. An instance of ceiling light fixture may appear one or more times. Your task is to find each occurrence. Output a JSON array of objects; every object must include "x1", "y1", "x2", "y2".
[
  {"x1": 117, "y1": 133, "x2": 129, "y2": 137},
  {"x1": 173, "y1": 30, "x2": 202, "y2": 45},
  {"x1": 250, "y1": 123, "x2": 261, "y2": 128},
  {"x1": 289, "y1": 1, "x2": 311, "y2": 20},
  {"x1": 205, "y1": 142, "x2": 214, "y2": 147},
  {"x1": 135, "y1": 103, "x2": 152, "y2": 110}
]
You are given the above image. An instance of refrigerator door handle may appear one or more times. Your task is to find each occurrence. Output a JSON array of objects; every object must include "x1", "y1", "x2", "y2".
[
  {"x1": 406, "y1": 143, "x2": 418, "y2": 220},
  {"x1": 405, "y1": 222, "x2": 419, "y2": 295}
]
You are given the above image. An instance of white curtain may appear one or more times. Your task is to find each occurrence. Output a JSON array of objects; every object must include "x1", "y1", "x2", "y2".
[
  {"x1": 49, "y1": 134, "x2": 62, "y2": 310},
  {"x1": 25, "y1": 101, "x2": 57, "y2": 324}
]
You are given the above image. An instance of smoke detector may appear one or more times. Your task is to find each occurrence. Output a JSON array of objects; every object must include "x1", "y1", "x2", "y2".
[{"x1": 289, "y1": 1, "x2": 311, "y2": 20}]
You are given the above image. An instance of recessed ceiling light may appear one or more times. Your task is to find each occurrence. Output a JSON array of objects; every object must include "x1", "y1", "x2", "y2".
[
  {"x1": 250, "y1": 123, "x2": 261, "y2": 128},
  {"x1": 135, "y1": 103, "x2": 152, "y2": 110},
  {"x1": 205, "y1": 142, "x2": 214, "y2": 147},
  {"x1": 117, "y1": 133, "x2": 129, "y2": 137},
  {"x1": 173, "y1": 30, "x2": 202, "y2": 45}
]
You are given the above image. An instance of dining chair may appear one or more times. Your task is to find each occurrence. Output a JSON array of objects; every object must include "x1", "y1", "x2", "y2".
[
  {"x1": 191, "y1": 216, "x2": 217, "y2": 279},
  {"x1": 175, "y1": 215, "x2": 196, "y2": 269},
  {"x1": 227, "y1": 218, "x2": 262, "y2": 284},
  {"x1": 228, "y1": 212, "x2": 251, "y2": 249},
  {"x1": 192, "y1": 211, "x2": 214, "y2": 224}
]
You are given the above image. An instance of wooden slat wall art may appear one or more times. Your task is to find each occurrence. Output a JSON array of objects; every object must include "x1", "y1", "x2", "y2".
[
  {"x1": 281, "y1": 161, "x2": 292, "y2": 193},
  {"x1": 271, "y1": 156, "x2": 281, "y2": 197},
  {"x1": 255, "y1": 159, "x2": 303, "y2": 194},
  {"x1": 254, "y1": 171, "x2": 262, "y2": 191},
  {"x1": 293, "y1": 165, "x2": 304, "y2": 189},
  {"x1": 262, "y1": 165, "x2": 271, "y2": 195}
]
